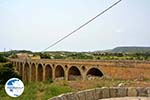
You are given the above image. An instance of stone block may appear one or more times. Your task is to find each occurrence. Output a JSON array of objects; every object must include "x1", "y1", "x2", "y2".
[
  {"x1": 117, "y1": 87, "x2": 127, "y2": 97},
  {"x1": 101, "y1": 87, "x2": 110, "y2": 98},
  {"x1": 95, "y1": 88, "x2": 103, "y2": 99},
  {"x1": 146, "y1": 87, "x2": 150, "y2": 97},
  {"x1": 57, "y1": 97, "x2": 64, "y2": 100},
  {"x1": 73, "y1": 93, "x2": 80, "y2": 100},
  {"x1": 77, "y1": 91, "x2": 86, "y2": 100},
  {"x1": 84, "y1": 89, "x2": 95, "y2": 100},
  {"x1": 109, "y1": 87, "x2": 117, "y2": 98},
  {"x1": 136, "y1": 87, "x2": 148, "y2": 97},
  {"x1": 61, "y1": 94, "x2": 68, "y2": 100},
  {"x1": 65, "y1": 92, "x2": 78, "y2": 100},
  {"x1": 127, "y1": 87, "x2": 137, "y2": 97},
  {"x1": 57, "y1": 94, "x2": 65, "y2": 100},
  {"x1": 49, "y1": 97, "x2": 58, "y2": 100}
]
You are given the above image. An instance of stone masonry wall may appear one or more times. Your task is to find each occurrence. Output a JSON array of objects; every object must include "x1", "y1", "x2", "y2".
[
  {"x1": 48, "y1": 87, "x2": 150, "y2": 100},
  {"x1": 11, "y1": 59, "x2": 150, "y2": 81}
]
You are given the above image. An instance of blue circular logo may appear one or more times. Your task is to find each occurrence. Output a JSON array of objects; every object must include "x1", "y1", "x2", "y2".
[{"x1": 5, "y1": 78, "x2": 24, "y2": 97}]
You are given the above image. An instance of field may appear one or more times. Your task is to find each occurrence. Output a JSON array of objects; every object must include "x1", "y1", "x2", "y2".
[{"x1": 0, "y1": 79, "x2": 150, "y2": 100}]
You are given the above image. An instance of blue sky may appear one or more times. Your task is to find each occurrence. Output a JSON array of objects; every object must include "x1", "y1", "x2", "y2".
[{"x1": 0, "y1": 0, "x2": 149, "y2": 52}]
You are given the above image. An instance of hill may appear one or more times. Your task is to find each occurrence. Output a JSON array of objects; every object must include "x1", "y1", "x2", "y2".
[{"x1": 111, "y1": 46, "x2": 150, "y2": 53}]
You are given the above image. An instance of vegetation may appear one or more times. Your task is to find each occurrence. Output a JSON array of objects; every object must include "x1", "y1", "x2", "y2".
[
  {"x1": 0, "y1": 63, "x2": 21, "y2": 84},
  {"x1": 111, "y1": 46, "x2": 150, "y2": 53},
  {"x1": 0, "y1": 79, "x2": 149, "y2": 100},
  {"x1": 2, "y1": 46, "x2": 150, "y2": 61},
  {"x1": 0, "y1": 54, "x2": 7, "y2": 62},
  {"x1": 35, "y1": 47, "x2": 150, "y2": 60},
  {"x1": 0, "y1": 50, "x2": 33, "y2": 57},
  {"x1": 0, "y1": 81, "x2": 72, "y2": 100},
  {"x1": 36, "y1": 51, "x2": 150, "y2": 60},
  {"x1": 37, "y1": 52, "x2": 94, "y2": 60},
  {"x1": 93, "y1": 52, "x2": 150, "y2": 60}
]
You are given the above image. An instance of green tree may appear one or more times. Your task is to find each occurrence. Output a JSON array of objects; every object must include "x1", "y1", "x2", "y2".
[
  {"x1": 39, "y1": 53, "x2": 51, "y2": 59},
  {"x1": 0, "y1": 63, "x2": 21, "y2": 84},
  {"x1": 0, "y1": 54, "x2": 7, "y2": 62}
]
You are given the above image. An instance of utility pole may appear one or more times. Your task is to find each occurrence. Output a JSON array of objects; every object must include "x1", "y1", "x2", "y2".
[{"x1": 4, "y1": 48, "x2": 6, "y2": 57}]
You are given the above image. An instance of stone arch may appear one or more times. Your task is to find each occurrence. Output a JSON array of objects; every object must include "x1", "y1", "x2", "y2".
[
  {"x1": 31, "y1": 63, "x2": 36, "y2": 81},
  {"x1": 55, "y1": 65, "x2": 65, "y2": 79},
  {"x1": 38, "y1": 64, "x2": 43, "y2": 81},
  {"x1": 24, "y1": 63, "x2": 30, "y2": 82},
  {"x1": 45, "y1": 64, "x2": 52, "y2": 80},
  {"x1": 68, "y1": 66, "x2": 82, "y2": 80},
  {"x1": 86, "y1": 68, "x2": 103, "y2": 77}
]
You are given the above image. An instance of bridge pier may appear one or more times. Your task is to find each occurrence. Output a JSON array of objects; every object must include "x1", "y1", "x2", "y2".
[
  {"x1": 35, "y1": 64, "x2": 38, "y2": 82},
  {"x1": 29, "y1": 64, "x2": 31, "y2": 82},
  {"x1": 52, "y1": 68, "x2": 55, "y2": 80},
  {"x1": 65, "y1": 69, "x2": 69, "y2": 81},
  {"x1": 43, "y1": 65, "x2": 46, "y2": 81}
]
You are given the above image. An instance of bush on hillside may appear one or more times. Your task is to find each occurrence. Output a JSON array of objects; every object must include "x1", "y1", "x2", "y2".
[
  {"x1": 0, "y1": 54, "x2": 7, "y2": 63},
  {"x1": 0, "y1": 63, "x2": 21, "y2": 84}
]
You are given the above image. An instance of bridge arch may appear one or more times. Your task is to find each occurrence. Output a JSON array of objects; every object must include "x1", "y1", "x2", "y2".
[
  {"x1": 24, "y1": 63, "x2": 30, "y2": 82},
  {"x1": 55, "y1": 65, "x2": 65, "y2": 79},
  {"x1": 38, "y1": 64, "x2": 43, "y2": 81},
  {"x1": 31, "y1": 63, "x2": 36, "y2": 81},
  {"x1": 45, "y1": 64, "x2": 52, "y2": 80},
  {"x1": 68, "y1": 66, "x2": 82, "y2": 80},
  {"x1": 86, "y1": 67, "x2": 103, "y2": 78}
]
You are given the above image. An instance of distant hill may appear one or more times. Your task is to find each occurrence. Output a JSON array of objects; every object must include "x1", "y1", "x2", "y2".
[
  {"x1": 0, "y1": 50, "x2": 33, "y2": 57},
  {"x1": 111, "y1": 46, "x2": 150, "y2": 53}
]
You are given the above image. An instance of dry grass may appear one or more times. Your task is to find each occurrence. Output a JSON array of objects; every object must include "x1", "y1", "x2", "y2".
[
  {"x1": 53, "y1": 79, "x2": 150, "y2": 92},
  {"x1": 101, "y1": 66, "x2": 150, "y2": 80}
]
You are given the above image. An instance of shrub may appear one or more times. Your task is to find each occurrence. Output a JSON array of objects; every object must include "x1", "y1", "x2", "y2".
[
  {"x1": 0, "y1": 63, "x2": 21, "y2": 84},
  {"x1": 0, "y1": 54, "x2": 7, "y2": 63}
]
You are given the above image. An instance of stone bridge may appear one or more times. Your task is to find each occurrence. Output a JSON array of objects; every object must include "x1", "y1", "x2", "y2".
[{"x1": 10, "y1": 59, "x2": 150, "y2": 82}]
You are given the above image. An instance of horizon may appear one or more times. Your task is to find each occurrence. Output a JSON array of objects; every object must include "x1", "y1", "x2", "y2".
[
  {"x1": 0, "y1": 0, "x2": 149, "y2": 52},
  {"x1": 1, "y1": 46, "x2": 150, "y2": 53}
]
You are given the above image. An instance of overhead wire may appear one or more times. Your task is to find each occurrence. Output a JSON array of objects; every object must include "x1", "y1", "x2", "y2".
[{"x1": 42, "y1": 0, "x2": 122, "y2": 52}]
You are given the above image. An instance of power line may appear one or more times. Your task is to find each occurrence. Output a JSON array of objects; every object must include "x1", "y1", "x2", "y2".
[{"x1": 42, "y1": 0, "x2": 122, "y2": 52}]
